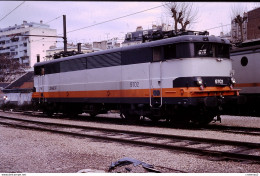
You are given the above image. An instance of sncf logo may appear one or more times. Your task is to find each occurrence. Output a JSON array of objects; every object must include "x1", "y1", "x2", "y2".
[{"x1": 215, "y1": 79, "x2": 224, "y2": 85}]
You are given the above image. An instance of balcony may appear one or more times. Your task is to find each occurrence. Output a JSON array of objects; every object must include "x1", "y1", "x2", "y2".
[{"x1": 11, "y1": 38, "x2": 19, "y2": 42}]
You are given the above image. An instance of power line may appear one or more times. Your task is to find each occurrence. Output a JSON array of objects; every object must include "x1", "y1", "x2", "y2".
[
  {"x1": 204, "y1": 24, "x2": 231, "y2": 31},
  {"x1": 27, "y1": 16, "x2": 64, "y2": 43},
  {"x1": 204, "y1": 15, "x2": 260, "y2": 32},
  {"x1": 0, "y1": 1, "x2": 26, "y2": 22},
  {"x1": 67, "y1": 3, "x2": 170, "y2": 34},
  {"x1": 29, "y1": 15, "x2": 63, "y2": 32}
]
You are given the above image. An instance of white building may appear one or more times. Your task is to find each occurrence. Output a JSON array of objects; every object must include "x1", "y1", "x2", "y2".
[
  {"x1": 0, "y1": 20, "x2": 57, "y2": 67},
  {"x1": 107, "y1": 37, "x2": 121, "y2": 49}
]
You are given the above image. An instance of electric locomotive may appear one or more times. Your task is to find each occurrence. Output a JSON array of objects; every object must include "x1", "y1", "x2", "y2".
[
  {"x1": 231, "y1": 39, "x2": 260, "y2": 116},
  {"x1": 32, "y1": 31, "x2": 240, "y2": 125}
]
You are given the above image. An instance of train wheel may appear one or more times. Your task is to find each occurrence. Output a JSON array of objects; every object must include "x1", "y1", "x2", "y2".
[
  {"x1": 169, "y1": 118, "x2": 190, "y2": 128},
  {"x1": 89, "y1": 112, "x2": 97, "y2": 118},
  {"x1": 121, "y1": 112, "x2": 140, "y2": 124},
  {"x1": 192, "y1": 113, "x2": 215, "y2": 126},
  {"x1": 120, "y1": 105, "x2": 141, "y2": 124},
  {"x1": 43, "y1": 103, "x2": 54, "y2": 117},
  {"x1": 167, "y1": 110, "x2": 191, "y2": 127},
  {"x1": 62, "y1": 104, "x2": 82, "y2": 118},
  {"x1": 46, "y1": 111, "x2": 54, "y2": 117},
  {"x1": 148, "y1": 116, "x2": 159, "y2": 122}
]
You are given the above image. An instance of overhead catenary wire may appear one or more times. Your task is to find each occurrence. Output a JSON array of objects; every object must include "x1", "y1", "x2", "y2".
[
  {"x1": 27, "y1": 15, "x2": 64, "y2": 43},
  {"x1": 204, "y1": 24, "x2": 231, "y2": 31},
  {"x1": 64, "y1": 2, "x2": 234, "y2": 41},
  {"x1": 203, "y1": 15, "x2": 260, "y2": 32},
  {"x1": 66, "y1": 2, "x2": 171, "y2": 34},
  {"x1": 29, "y1": 15, "x2": 63, "y2": 32},
  {"x1": 0, "y1": 1, "x2": 26, "y2": 22}
]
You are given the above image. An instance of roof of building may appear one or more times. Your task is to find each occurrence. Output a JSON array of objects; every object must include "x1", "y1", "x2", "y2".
[
  {"x1": 0, "y1": 21, "x2": 50, "y2": 32},
  {"x1": 47, "y1": 46, "x2": 91, "y2": 52},
  {"x1": 3, "y1": 71, "x2": 34, "y2": 93},
  {"x1": 0, "y1": 83, "x2": 10, "y2": 89},
  {"x1": 248, "y1": 7, "x2": 260, "y2": 13}
]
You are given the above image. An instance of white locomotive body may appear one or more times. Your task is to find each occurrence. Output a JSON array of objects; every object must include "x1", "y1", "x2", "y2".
[
  {"x1": 33, "y1": 34, "x2": 240, "y2": 125},
  {"x1": 231, "y1": 42, "x2": 260, "y2": 115}
]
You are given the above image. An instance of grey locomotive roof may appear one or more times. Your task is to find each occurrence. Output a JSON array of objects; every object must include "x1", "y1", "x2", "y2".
[
  {"x1": 34, "y1": 35, "x2": 230, "y2": 67},
  {"x1": 230, "y1": 44, "x2": 260, "y2": 56}
]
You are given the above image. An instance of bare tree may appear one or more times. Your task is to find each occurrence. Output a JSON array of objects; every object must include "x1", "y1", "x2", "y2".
[
  {"x1": 163, "y1": 2, "x2": 199, "y2": 32},
  {"x1": 230, "y1": 4, "x2": 247, "y2": 42},
  {"x1": 0, "y1": 55, "x2": 25, "y2": 82}
]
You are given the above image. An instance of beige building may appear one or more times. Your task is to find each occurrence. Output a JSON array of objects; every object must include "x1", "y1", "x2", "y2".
[{"x1": 93, "y1": 41, "x2": 107, "y2": 50}]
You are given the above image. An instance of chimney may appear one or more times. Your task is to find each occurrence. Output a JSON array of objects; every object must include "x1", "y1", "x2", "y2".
[
  {"x1": 77, "y1": 43, "x2": 82, "y2": 53},
  {"x1": 220, "y1": 32, "x2": 224, "y2": 37},
  {"x1": 136, "y1": 26, "x2": 143, "y2": 31},
  {"x1": 152, "y1": 24, "x2": 157, "y2": 30},
  {"x1": 37, "y1": 54, "x2": 40, "y2": 63}
]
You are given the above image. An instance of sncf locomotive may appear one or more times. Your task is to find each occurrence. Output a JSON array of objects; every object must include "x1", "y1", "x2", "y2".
[
  {"x1": 32, "y1": 31, "x2": 240, "y2": 125},
  {"x1": 231, "y1": 40, "x2": 260, "y2": 116}
]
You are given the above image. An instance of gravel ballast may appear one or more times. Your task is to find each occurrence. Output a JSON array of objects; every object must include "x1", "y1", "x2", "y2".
[{"x1": 0, "y1": 111, "x2": 259, "y2": 173}]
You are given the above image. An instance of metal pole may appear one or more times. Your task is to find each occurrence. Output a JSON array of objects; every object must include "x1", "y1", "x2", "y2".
[{"x1": 63, "y1": 15, "x2": 67, "y2": 52}]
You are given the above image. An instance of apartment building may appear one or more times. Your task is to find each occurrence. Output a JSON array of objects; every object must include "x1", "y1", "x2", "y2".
[
  {"x1": 231, "y1": 7, "x2": 260, "y2": 43},
  {"x1": 0, "y1": 20, "x2": 57, "y2": 67},
  {"x1": 107, "y1": 37, "x2": 121, "y2": 49},
  {"x1": 247, "y1": 7, "x2": 260, "y2": 40}
]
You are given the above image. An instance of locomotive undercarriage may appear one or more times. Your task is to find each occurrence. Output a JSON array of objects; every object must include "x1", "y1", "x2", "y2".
[
  {"x1": 32, "y1": 95, "x2": 230, "y2": 126},
  {"x1": 119, "y1": 102, "x2": 219, "y2": 125},
  {"x1": 32, "y1": 90, "x2": 241, "y2": 126}
]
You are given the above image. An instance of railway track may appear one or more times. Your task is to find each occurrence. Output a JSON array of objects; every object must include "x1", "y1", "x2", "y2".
[
  {"x1": 2, "y1": 110, "x2": 260, "y2": 136},
  {"x1": 205, "y1": 124, "x2": 260, "y2": 136},
  {"x1": 2, "y1": 111, "x2": 260, "y2": 136},
  {"x1": 22, "y1": 111, "x2": 260, "y2": 136},
  {"x1": 0, "y1": 115, "x2": 259, "y2": 163}
]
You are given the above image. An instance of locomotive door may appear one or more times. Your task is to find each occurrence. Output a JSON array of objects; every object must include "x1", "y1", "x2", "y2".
[
  {"x1": 149, "y1": 46, "x2": 163, "y2": 107},
  {"x1": 149, "y1": 61, "x2": 163, "y2": 108},
  {"x1": 38, "y1": 66, "x2": 45, "y2": 102}
]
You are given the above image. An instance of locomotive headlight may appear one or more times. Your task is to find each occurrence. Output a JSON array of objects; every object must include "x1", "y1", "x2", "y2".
[
  {"x1": 231, "y1": 77, "x2": 236, "y2": 84},
  {"x1": 196, "y1": 77, "x2": 203, "y2": 86},
  {"x1": 196, "y1": 77, "x2": 204, "y2": 90}
]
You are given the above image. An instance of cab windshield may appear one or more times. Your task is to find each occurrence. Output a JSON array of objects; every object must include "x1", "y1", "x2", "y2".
[{"x1": 194, "y1": 43, "x2": 230, "y2": 59}]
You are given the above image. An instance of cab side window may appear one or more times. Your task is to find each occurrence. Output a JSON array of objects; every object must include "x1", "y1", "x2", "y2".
[
  {"x1": 153, "y1": 46, "x2": 163, "y2": 62},
  {"x1": 164, "y1": 44, "x2": 176, "y2": 59}
]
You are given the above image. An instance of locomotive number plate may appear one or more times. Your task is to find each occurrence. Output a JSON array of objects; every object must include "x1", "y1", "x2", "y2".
[
  {"x1": 215, "y1": 79, "x2": 224, "y2": 85},
  {"x1": 130, "y1": 82, "x2": 139, "y2": 87},
  {"x1": 49, "y1": 86, "x2": 57, "y2": 90}
]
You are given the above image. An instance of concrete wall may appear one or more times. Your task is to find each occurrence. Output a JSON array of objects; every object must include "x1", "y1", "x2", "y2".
[{"x1": 3, "y1": 92, "x2": 32, "y2": 105}]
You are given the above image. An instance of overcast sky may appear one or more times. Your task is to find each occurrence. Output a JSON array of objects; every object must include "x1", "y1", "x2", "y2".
[{"x1": 0, "y1": 1, "x2": 259, "y2": 46}]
